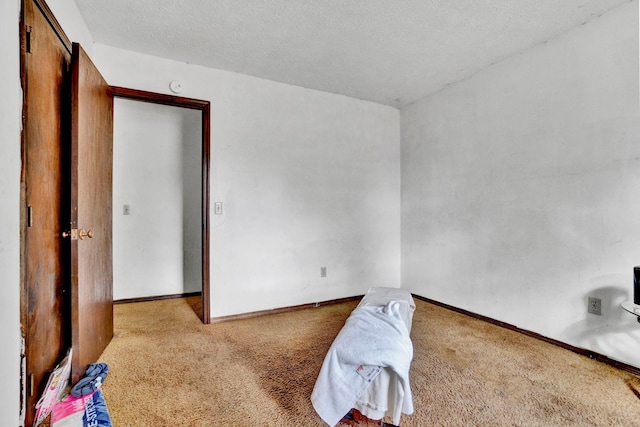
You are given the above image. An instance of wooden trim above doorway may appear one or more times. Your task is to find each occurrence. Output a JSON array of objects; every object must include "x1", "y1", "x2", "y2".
[
  {"x1": 110, "y1": 86, "x2": 210, "y2": 110},
  {"x1": 110, "y1": 86, "x2": 211, "y2": 324}
]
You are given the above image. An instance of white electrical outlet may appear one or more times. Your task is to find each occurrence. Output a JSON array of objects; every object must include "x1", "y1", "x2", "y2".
[
  {"x1": 588, "y1": 297, "x2": 602, "y2": 315},
  {"x1": 320, "y1": 266, "x2": 327, "y2": 278}
]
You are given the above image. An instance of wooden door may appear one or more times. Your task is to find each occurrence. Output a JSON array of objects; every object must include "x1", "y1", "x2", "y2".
[
  {"x1": 69, "y1": 42, "x2": 114, "y2": 382},
  {"x1": 21, "y1": 0, "x2": 71, "y2": 424},
  {"x1": 22, "y1": 1, "x2": 114, "y2": 422}
]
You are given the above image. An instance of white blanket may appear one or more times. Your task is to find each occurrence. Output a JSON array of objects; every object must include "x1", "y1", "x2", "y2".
[{"x1": 311, "y1": 302, "x2": 414, "y2": 426}]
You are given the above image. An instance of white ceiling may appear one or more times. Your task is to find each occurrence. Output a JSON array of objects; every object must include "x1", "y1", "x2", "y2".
[{"x1": 73, "y1": 0, "x2": 630, "y2": 108}]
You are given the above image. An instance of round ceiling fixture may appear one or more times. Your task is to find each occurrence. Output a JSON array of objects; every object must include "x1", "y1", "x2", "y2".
[{"x1": 169, "y1": 80, "x2": 183, "y2": 94}]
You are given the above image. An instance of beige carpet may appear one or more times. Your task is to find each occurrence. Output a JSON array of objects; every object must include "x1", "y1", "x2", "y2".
[{"x1": 97, "y1": 297, "x2": 640, "y2": 426}]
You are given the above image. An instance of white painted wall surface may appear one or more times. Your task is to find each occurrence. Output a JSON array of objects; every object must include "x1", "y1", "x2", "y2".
[
  {"x1": 182, "y1": 109, "x2": 203, "y2": 294},
  {"x1": 1, "y1": 1, "x2": 23, "y2": 424},
  {"x1": 401, "y1": 1, "x2": 640, "y2": 367},
  {"x1": 93, "y1": 44, "x2": 401, "y2": 317},
  {"x1": 113, "y1": 99, "x2": 202, "y2": 300}
]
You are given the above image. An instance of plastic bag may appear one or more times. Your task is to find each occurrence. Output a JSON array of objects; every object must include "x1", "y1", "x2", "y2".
[{"x1": 51, "y1": 389, "x2": 112, "y2": 427}]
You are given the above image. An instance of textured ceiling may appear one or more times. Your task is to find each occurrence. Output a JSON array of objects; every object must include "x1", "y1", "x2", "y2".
[{"x1": 73, "y1": 0, "x2": 630, "y2": 107}]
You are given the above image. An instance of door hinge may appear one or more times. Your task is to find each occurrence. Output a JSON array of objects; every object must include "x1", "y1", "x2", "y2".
[
  {"x1": 29, "y1": 374, "x2": 34, "y2": 397},
  {"x1": 27, "y1": 206, "x2": 33, "y2": 227},
  {"x1": 25, "y1": 26, "x2": 32, "y2": 54}
]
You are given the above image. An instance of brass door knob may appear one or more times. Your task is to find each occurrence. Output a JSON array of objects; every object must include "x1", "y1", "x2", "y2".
[
  {"x1": 78, "y1": 229, "x2": 93, "y2": 240},
  {"x1": 62, "y1": 229, "x2": 78, "y2": 240}
]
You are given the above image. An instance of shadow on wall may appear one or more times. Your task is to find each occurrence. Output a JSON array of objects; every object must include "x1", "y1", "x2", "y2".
[{"x1": 563, "y1": 284, "x2": 640, "y2": 367}]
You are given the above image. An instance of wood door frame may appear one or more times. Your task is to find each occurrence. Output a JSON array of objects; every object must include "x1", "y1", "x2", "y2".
[{"x1": 110, "y1": 86, "x2": 211, "y2": 324}]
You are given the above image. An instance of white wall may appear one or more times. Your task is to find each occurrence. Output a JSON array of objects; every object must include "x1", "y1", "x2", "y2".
[
  {"x1": 1, "y1": 1, "x2": 23, "y2": 424},
  {"x1": 401, "y1": 1, "x2": 640, "y2": 367},
  {"x1": 113, "y1": 99, "x2": 202, "y2": 300},
  {"x1": 93, "y1": 44, "x2": 401, "y2": 317},
  {"x1": 182, "y1": 108, "x2": 204, "y2": 294}
]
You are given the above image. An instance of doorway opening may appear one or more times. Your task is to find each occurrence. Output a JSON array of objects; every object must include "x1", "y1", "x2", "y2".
[{"x1": 111, "y1": 86, "x2": 211, "y2": 324}]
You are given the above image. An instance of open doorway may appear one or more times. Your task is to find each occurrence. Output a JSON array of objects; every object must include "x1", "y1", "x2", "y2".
[{"x1": 111, "y1": 87, "x2": 210, "y2": 324}]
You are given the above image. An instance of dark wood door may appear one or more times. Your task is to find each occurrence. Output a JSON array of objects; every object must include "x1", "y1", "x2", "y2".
[
  {"x1": 69, "y1": 42, "x2": 114, "y2": 382},
  {"x1": 22, "y1": 1, "x2": 114, "y2": 422},
  {"x1": 21, "y1": 0, "x2": 71, "y2": 424}
]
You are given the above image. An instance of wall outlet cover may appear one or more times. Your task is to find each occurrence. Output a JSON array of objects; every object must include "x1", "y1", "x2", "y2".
[{"x1": 588, "y1": 296, "x2": 602, "y2": 315}]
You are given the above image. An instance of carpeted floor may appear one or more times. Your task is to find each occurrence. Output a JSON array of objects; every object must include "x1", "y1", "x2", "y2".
[{"x1": 97, "y1": 297, "x2": 640, "y2": 426}]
